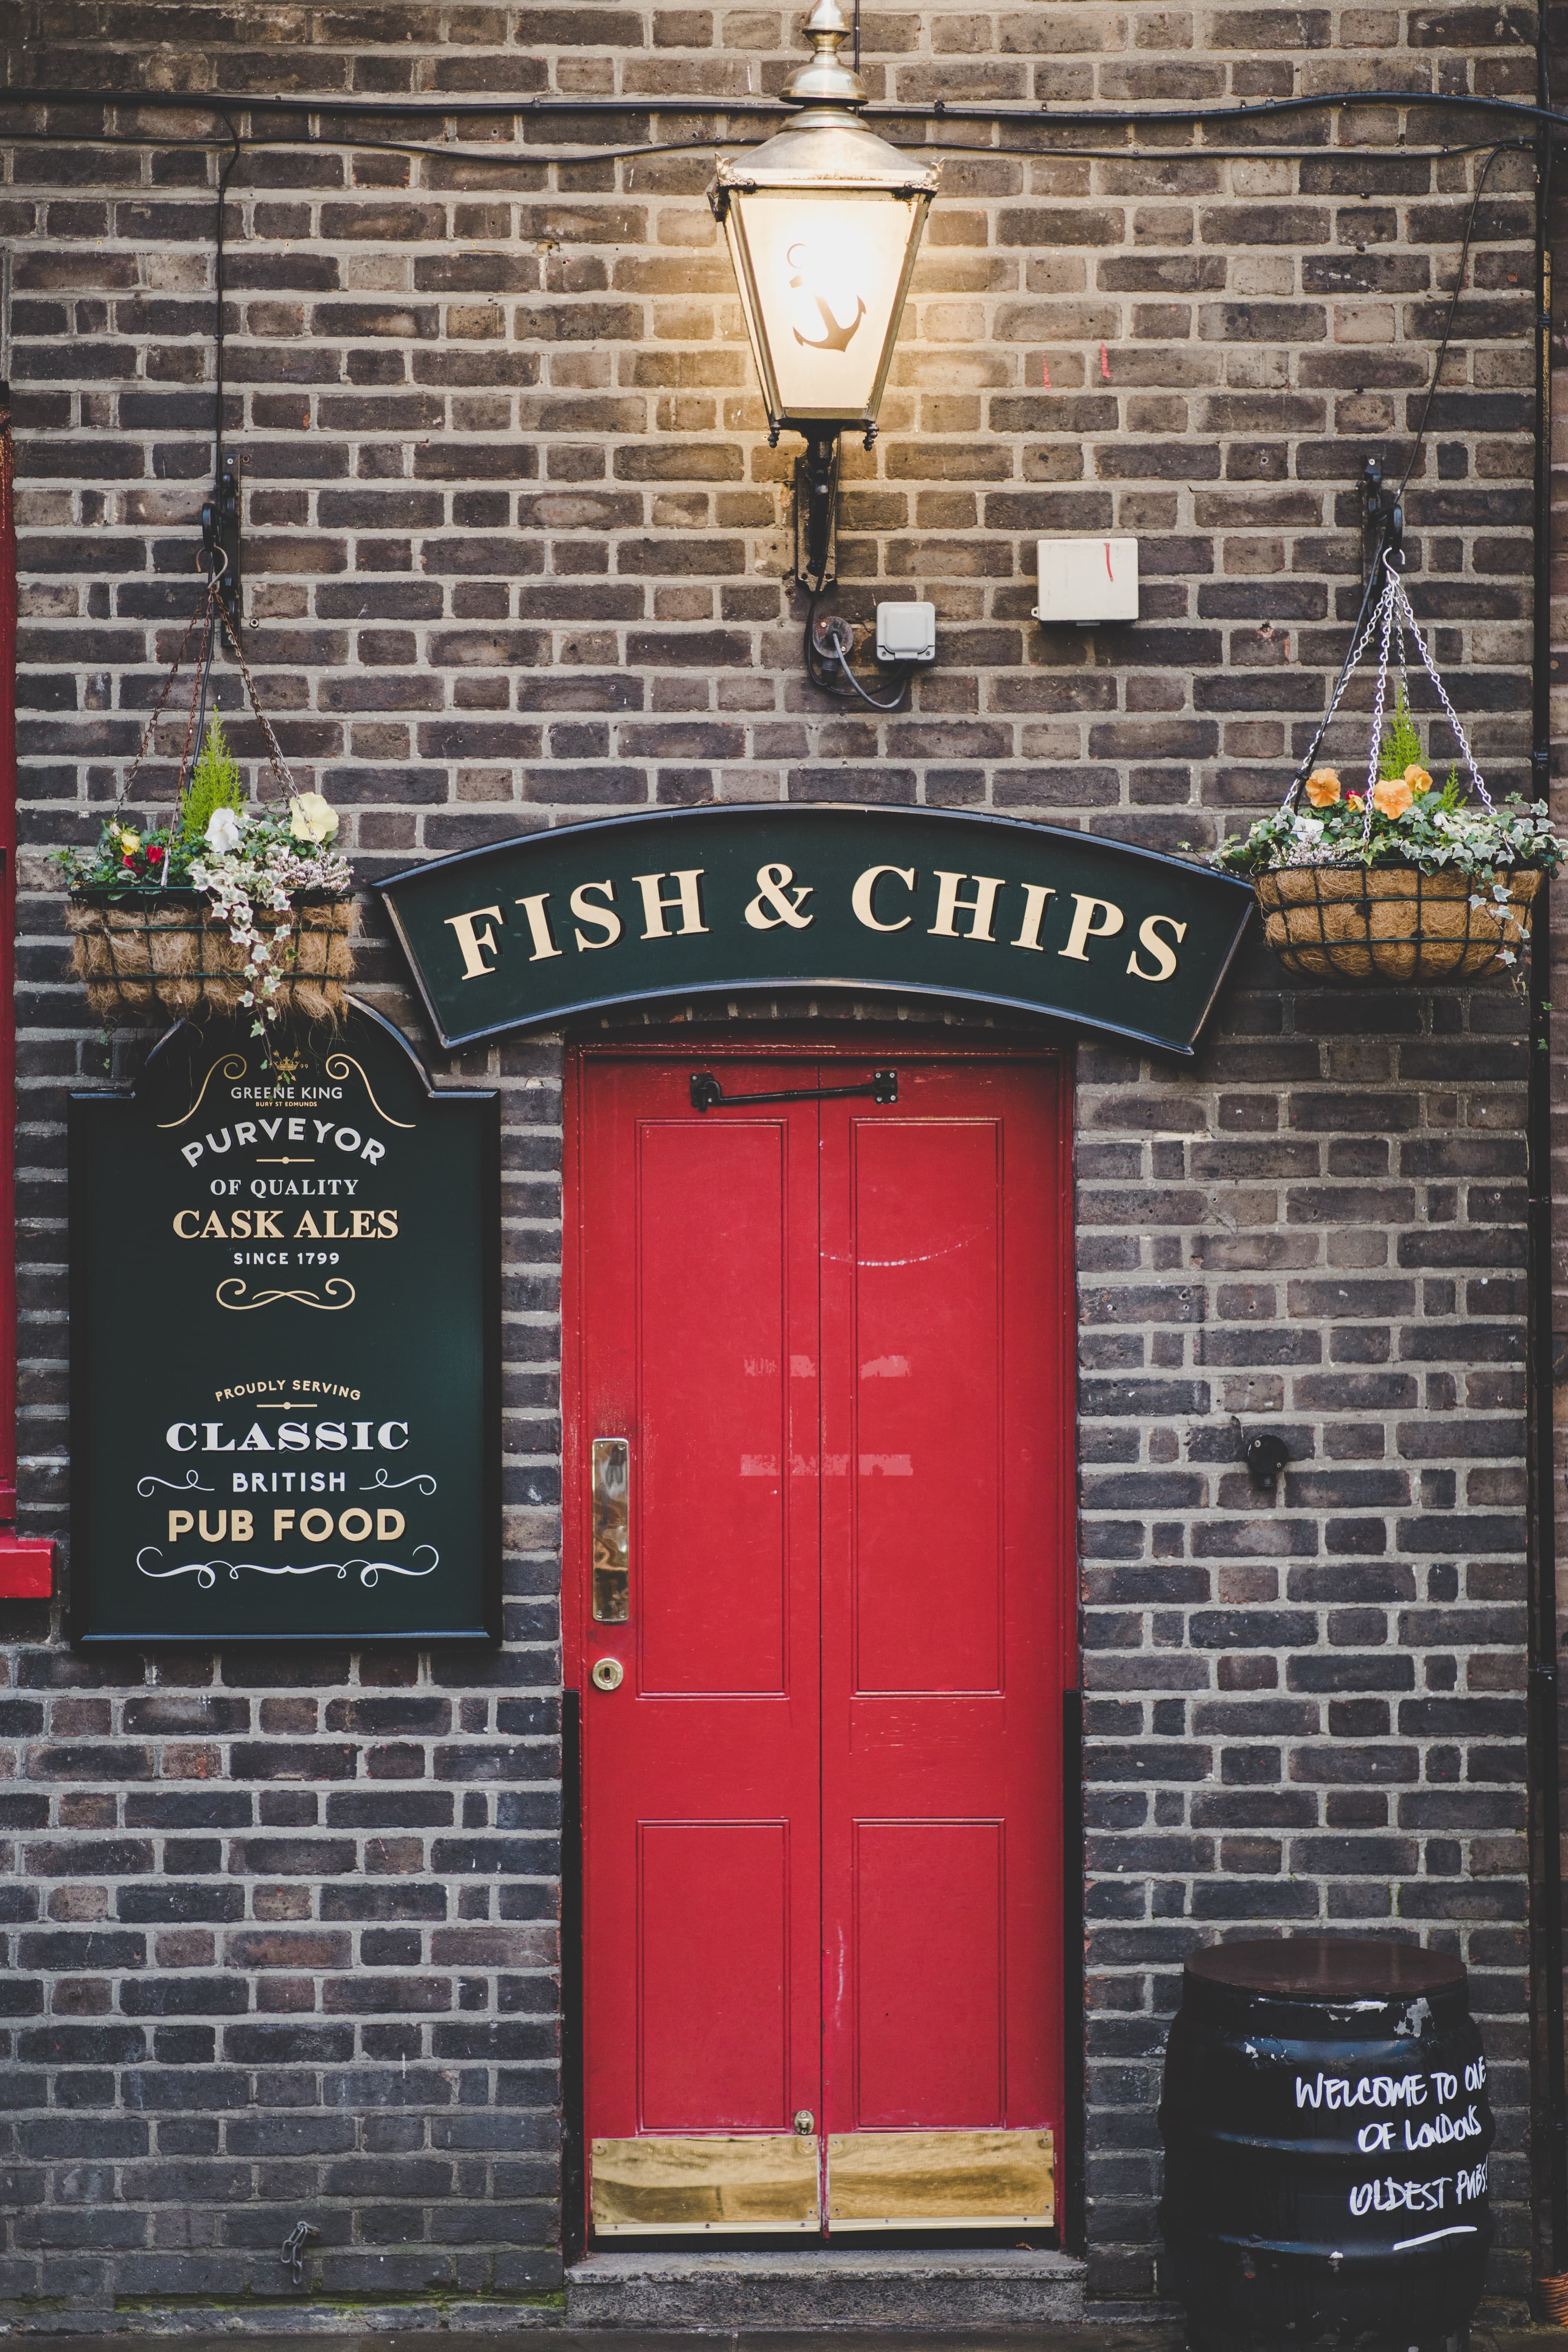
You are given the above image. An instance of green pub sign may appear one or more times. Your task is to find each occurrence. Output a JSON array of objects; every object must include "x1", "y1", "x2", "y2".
[
  {"x1": 70, "y1": 1006, "x2": 500, "y2": 1643},
  {"x1": 376, "y1": 805, "x2": 1254, "y2": 1058}
]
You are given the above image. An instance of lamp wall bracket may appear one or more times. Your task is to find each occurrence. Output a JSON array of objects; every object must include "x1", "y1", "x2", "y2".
[
  {"x1": 201, "y1": 452, "x2": 242, "y2": 626},
  {"x1": 794, "y1": 432, "x2": 840, "y2": 584}
]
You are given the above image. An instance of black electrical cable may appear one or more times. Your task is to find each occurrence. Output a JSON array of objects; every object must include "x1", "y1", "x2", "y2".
[
  {"x1": 0, "y1": 124, "x2": 1533, "y2": 169},
  {"x1": 1394, "y1": 137, "x2": 1515, "y2": 505},
  {"x1": 1527, "y1": 3, "x2": 1567, "y2": 2288},
  {"x1": 6, "y1": 82, "x2": 1568, "y2": 129}
]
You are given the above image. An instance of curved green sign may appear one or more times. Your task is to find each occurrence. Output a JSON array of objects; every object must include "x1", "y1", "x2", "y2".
[{"x1": 376, "y1": 806, "x2": 1253, "y2": 1058}]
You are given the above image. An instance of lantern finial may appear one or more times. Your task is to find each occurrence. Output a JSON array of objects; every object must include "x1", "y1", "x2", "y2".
[{"x1": 782, "y1": 0, "x2": 865, "y2": 110}]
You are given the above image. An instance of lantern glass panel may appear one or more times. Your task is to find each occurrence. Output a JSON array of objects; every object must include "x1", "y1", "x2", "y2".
[{"x1": 724, "y1": 188, "x2": 927, "y2": 431}]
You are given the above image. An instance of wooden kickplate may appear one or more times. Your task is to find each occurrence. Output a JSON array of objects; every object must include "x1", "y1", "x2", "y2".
[
  {"x1": 591, "y1": 2133, "x2": 820, "y2": 2234},
  {"x1": 826, "y1": 2128, "x2": 1055, "y2": 2229}
]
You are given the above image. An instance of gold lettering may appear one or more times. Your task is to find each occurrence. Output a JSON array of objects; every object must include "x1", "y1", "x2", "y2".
[
  {"x1": 745, "y1": 862, "x2": 815, "y2": 931},
  {"x1": 377, "y1": 1209, "x2": 399, "y2": 1238},
  {"x1": 255, "y1": 1210, "x2": 284, "y2": 1239},
  {"x1": 929, "y1": 871, "x2": 1005, "y2": 943},
  {"x1": 1127, "y1": 913, "x2": 1188, "y2": 983},
  {"x1": 377, "y1": 1508, "x2": 405, "y2": 1542},
  {"x1": 1012, "y1": 883, "x2": 1056, "y2": 953},
  {"x1": 851, "y1": 865, "x2": 915, "y2": 932},
  {"x1": 351, "y1": 1211, "x2": 376, "y2": 1239},
  {"x1": 168, "y1": 1510, "x2": 194, "y2": 1540},
  {"x1": 294, "y1": 1211, "x2": 321, "y2": 1239},
  {"x1": 232, "y1": 1510, "x2": 253, "y2": 1542},
  {"x1": 571, "y1": 879, "x2": 622, "y2": 950},
  {"x1": 173, "y1": 1211, "x2": 200, "y2": 1238},
  {"x1": 200, "y1": 1210, "x2": 226, "y2": 1239},
  {"x1": 632, "y1": 869, "x2": 708, "y2": 939},
  {"x1": 1060, "y1": 893, "x2": 1126, "y2": 962},
  {"x1": 515, "y1": 891, "x2": 562, "y2": 962},
  {"x1": 444, "y1": 903, "x2": 505, "y2": 980}
]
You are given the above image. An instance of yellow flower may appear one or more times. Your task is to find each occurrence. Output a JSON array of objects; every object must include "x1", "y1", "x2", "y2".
[
  {"x1": 117, "y1": 827, "x2": 141, "y2": 852},
  {"x1": 1372, "y1": 776, "x2": 1414, "y2": 820},
  {"x1": 1403, "y1": 765, "x2": 1433, "y2": 795},
  {"x1": 1304, "y1": 767, "x2": 1342, "y2": 807},
  {"x1": 289, "y1": 792, "x2": 339, "y2": 846}
]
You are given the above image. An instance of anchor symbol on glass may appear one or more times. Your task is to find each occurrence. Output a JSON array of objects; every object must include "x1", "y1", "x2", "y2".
[{"x1": 785, "y1": 240, "x2": 866, "y2": 352}]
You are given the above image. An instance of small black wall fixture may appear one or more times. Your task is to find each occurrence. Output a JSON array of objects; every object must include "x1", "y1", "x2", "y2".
[{"x1": 1245, "y1": 1431, "x2": 1291, "y2": 1490}]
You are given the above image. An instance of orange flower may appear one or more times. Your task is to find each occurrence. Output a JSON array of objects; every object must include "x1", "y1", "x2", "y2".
[
  {"x1": 1303, "y1": 767, "x2": 1342, "y2": 807},
  {"x1": 1403, "y1": 764, "x2": 1433, "y2": 795},
  {"x1": 1372, "y1": 776, "x2": 1414, "y2": 820}
]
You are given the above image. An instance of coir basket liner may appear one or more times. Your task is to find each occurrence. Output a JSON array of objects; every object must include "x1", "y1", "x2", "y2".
[
  {"x1": 66, "y1": 889, "x2": 353, "y2": 1025},
  {"x1": 1253, "y1": 862, "x2": 1540, "y2": 983}
]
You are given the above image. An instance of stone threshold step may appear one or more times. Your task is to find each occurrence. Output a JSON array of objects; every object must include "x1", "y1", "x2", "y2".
[{"x1": 565, "y1": 2248, "x2": 1088, "y2": 2331}]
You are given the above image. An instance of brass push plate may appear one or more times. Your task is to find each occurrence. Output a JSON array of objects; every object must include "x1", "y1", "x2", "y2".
[
  {"x1": 826, "y1": 2128, "x2": 1054, "y2": 2228},
  {"x1": 591, "y1": 1437, "x2": 630, "y2": 1622},
  {"x1": 591, "y1": 2134, "x2": 820, "y2": 2234}
]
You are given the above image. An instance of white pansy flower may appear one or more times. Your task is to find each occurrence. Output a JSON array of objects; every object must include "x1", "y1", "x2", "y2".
[
  {"x1": 1292, "y1": 815, "x2": 1325, "y2": 842},
  {"x1": 289, "y1": 792, "x2": 339, "y2": 846},
  {"x1": 205, "y1": 806, "x2": 247, "y2": 855}
]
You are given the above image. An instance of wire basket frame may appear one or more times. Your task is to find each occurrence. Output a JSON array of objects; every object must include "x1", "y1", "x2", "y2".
[
  {"x1": 66, "y1": 891, "x2": 353, "y2": 1029},
  {"x1": 1254, "y1": 862, "x2": 1540, "y2": 984}
]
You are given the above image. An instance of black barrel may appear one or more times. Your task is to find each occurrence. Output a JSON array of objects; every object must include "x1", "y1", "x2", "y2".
[{"x1": 1159, "y1": 1938, "x2": 1494, "y2": 2350}]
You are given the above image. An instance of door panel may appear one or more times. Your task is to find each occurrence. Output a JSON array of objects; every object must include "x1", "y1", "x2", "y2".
[
  {"x1": 638, "y1": 1819, "x2": 791, "y2": 2129},
  {"x1": 576, "y1": 1061, "x2": 823, "y2": 2174},
  {"x1": 852, "y1": 1818, "x2": 1005, "y2": 2127},
  {"x1": 571, "y1": 1048, "x2": 1068, "y2": 2238},
  {"x1": 636, "y1": 1119, "x2": 791, "y2": 1696},
  {"x1": 822, "y1": 1061, "x2": 1065, "y2": 2169},
  {"x1": 848, "y1": 1118, "x2": 1004, "y2": 1695}
]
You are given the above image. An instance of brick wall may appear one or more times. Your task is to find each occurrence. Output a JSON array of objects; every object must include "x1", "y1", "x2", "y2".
[{"x1": 0, "y1": 0, "x2": 1547, "y2": 2321}]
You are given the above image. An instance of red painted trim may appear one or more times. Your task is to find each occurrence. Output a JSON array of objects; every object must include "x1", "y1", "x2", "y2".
[{"x1": 0, "y1": 1536, "x2": 52, "y2": 1599}]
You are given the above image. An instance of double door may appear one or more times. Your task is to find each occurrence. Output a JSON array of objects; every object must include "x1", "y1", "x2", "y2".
[{"x1": 566, "y1": 1045, "x2": 1072, "y2": 2237}]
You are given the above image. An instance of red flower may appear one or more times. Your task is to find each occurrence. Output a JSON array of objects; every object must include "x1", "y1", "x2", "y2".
[{"x1": 147, "y1": 844, "x2": 164, "y2": 862}]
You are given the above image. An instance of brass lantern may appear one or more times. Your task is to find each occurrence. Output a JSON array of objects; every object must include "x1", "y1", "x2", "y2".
[{"x1": 711, "y1": 0, "x2": 939, "y2": 573}]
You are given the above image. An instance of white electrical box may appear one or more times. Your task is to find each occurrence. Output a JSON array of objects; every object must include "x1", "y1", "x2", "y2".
[
  {"x1": 1033, "y1": 538, "x2": 1139, "y2": 626},
  {"x1": 876, "y1": 600, "x2": 937, "y2": 664}
]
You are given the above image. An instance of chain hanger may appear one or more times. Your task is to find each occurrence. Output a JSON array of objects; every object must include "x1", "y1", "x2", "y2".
[{"x1": 1279, "y1": 552, "x2": 1493, "y2": 829}]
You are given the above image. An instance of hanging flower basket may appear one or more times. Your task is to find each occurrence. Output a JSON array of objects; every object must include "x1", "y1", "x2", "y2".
[
  {"x1": 1253, "y1": 863, "x2": 1543, "y2": 984},
  {"x1": 56, "y1": 581, "x2": 355, "y2": 1032},
  {"x1": 1209, "y1": 554, "x2": 1561, "y2": 986},
  {"x1": 65, "y1": 889, "x2": 353, "y2": 1027}
]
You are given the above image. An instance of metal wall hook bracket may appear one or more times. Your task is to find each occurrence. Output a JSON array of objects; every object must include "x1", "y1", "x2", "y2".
[
  {"x1": 201, "y1": 451, "x2": 242, "y2": 626},
  {"x1": 1362, "y1": 455, "x2": 1404, "y2": 578},
  {"x1": 691, "y1": 1069, "x2": 897, "y2": 1112}
]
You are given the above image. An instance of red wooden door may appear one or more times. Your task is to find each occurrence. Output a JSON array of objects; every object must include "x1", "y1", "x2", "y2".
[{"x1": 567, "y1": 1045, "x2": 1071, "y2": 2239}]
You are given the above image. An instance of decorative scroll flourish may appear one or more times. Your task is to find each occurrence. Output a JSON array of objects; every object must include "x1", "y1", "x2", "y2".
[
  {"x1": 216, "y1": 1278, "x2": 356, "y2": 1312},
  {"x1": 137, "y1": 1469, "x2": 215, "y2": 1497},
  {"x1": 324, "y1": 1052, "x2": 416, "y2": 1129},
  {"x1": 359, "y1": 1467, "x2": 437, "y2": 1496},
  {"x1": 137, "y1": 1547, "x2": 439, "y2": 1587},
  {"x1": 156, "y1": 1054, "x2": 249, "y2": 1130},
  {"x1": 136, "y1": 1549, "x2": 216, "y2": 1587}
]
